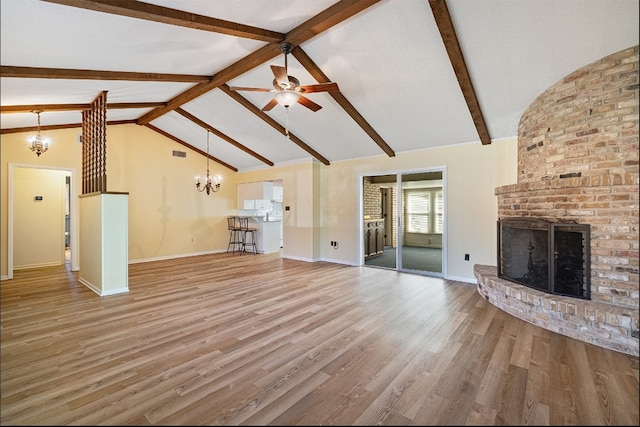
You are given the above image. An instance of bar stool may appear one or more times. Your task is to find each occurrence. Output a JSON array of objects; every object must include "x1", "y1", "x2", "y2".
[
  {"x1": 238, "y1": 217, "x2": 258, "y2": 255},
  {"x1": 226, "y1": 216, "x2": 243, "y2": 253}
]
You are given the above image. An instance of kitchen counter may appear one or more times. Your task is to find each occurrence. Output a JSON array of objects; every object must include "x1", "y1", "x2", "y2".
[{"x1": 244, "y1": 216, "x2": 281, "y2": 253}]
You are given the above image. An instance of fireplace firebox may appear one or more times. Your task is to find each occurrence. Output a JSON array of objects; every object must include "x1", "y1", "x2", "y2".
[{"x1": 497, "y1": 218, "x2": 590, "y2": 299}]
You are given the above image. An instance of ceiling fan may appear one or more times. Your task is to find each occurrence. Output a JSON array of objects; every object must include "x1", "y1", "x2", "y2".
[{"x1": 230, "y1": 42, "x2": 339, "y2": 112}]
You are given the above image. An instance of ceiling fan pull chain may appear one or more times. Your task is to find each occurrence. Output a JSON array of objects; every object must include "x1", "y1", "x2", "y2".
[{"x1": 285, "y1": 108, "x2": 291, "y2": 139}]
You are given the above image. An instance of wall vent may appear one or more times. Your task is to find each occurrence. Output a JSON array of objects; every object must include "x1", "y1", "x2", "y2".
[{"x1": 172, "y1": 150, "x2": 186, "y2": 158}]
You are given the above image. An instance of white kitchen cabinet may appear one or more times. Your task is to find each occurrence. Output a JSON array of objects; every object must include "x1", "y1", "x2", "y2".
[
  {"x1": 245, "y1": 217, "x2": 281, "y2": 253},
  {"x1": 272, "y1": 185, "x2": 283, "y2": 202},
  {"x1": 238, "y1": 181, "x2": 273, "y2": 203},
  {"x1": 254, "y1": 199, "x2": 272, "y2": 210},
  {"x1": 242, "y1": 199, "x2": 272, "y2": 211}
]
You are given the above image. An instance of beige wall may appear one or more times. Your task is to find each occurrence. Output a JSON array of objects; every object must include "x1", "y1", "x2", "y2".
[
  {"x1": 1, "y1": 123, "x2": 517, "y2": 282},
  {"x1": 105, "y1": 125, "x2": 240, "y2": 262},
  {"x1": 1, "y1": 128, "x2": 82, "y2": 277},
  {"x1": 235, "y1": 161, "x2": 319, "y2": 261},
  {"x1": 320, "y1": 138, "x2": 518, "y2": 280}
]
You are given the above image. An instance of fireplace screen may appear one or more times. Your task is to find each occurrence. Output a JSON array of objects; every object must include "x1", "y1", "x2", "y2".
[{"x1": 497, "y1": 218, "x2": 590, "y2": 299}]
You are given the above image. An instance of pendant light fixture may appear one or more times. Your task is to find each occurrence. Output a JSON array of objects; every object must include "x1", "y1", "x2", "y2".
[
  {"x1": 195, "y1": 129, "x2": 221, "y2": 195},
  {"x1": 29, "y1": 110, "x2": 49, "y2": 157}
]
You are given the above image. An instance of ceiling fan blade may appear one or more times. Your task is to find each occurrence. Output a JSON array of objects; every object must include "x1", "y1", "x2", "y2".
[
  {"x1": 270, "y1": 65, "x2": 290, "y2": 88},
  {"x1": 298, "y1": 95, "x2": 322, "y2": 112},
  {"x1": 228, "y1": 86, "x2": 271, "y2": 92},
  {"x1": 261, "y1": 97, "x2": 279, "y2": 112},
  {"x1": 298, "y1": 82, "x2": 339, "y2": 94}
]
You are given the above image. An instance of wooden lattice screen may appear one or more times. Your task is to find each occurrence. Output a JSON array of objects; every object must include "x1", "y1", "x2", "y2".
[{"x1": 82, "y1": 91, "x2": 108, "y2": 194}]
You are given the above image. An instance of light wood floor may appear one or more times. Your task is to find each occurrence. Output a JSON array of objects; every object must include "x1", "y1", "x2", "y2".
[{"x1": 1, "y1": 253, "x2": 638, "y2": 425}]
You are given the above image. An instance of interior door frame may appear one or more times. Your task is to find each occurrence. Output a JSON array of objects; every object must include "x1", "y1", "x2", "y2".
[{"x1": 7, "y1": 163, "x2": 79, "y2": 279}]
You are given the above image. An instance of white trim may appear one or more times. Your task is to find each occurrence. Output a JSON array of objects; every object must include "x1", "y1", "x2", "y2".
[
  {"x1": 281, "y1": 254, "x2": 315, "y2": 263},
  {"x1": 78, "y1": 277, "x2": 128, "y2": 296},
  {"x1": 445, "y1": 275, "x2": 476, "y2": 284},
  {"x1": 127, "y1": 249, "x2": 225, "y2": 264},
  {"x1": 320, "y1": 257, "x2": 358, "y2": 266}
]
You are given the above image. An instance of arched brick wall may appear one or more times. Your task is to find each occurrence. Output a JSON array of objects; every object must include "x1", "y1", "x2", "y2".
[{"x1": 476, "y1": 45, "x2": 639, "y2": 356}]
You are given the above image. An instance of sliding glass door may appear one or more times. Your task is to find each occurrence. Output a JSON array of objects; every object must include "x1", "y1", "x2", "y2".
[
  {"x1": 363, "y1": 169, "x2": 445, "y2": 276},
  {"x1": 400, "y1": 171, "x2": 444, "y2": 275},
  {"x1": 363, "y1": 174, "x2": 396, "y2": 270}
]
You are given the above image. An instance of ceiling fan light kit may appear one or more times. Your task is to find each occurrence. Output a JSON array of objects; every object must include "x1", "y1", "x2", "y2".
[
  {"x1": 274, "y1": 90, "x2": 300, "y2": 108},
  {"x1": 230, "y1": 41, "x2": 339, "y2": 113},
  {"x1": 228, "y1": 41, "x2": 341, "y2": 139}
]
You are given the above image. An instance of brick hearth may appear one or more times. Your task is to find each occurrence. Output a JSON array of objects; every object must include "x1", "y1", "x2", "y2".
[
  {"x1": 479, "y1": 46, "x2": 639, "y2": 357},
  {"x1": 475, "y1": 265, "x2": 637, "y2": 356}
]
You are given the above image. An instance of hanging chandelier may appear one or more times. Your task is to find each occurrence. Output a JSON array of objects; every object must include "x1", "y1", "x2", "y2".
[
  {"x1": 195, "y1": 130, "x2": 221, "y2": 195},
  {"x1": 29, "y1": 110, "x2": 49, "y2": 156}
]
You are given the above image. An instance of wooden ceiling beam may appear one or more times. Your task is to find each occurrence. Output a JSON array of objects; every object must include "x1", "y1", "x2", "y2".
[
  {"x1": 174, "y1": 108, "x2": 274, "y2": 167},
  {"x1": 136, "y1": 0, "x2": 381, "y2": 126},
  {"x1": 41, "y1": 0, "x2": 285, "y2": 42},
  {"x1": 137, "y1": 43, "x2": 283, "y2": 124},
  {"x1": 1, "y1": 102, "x2": 166, "y2": 114},
  {"x1": 0, "y1": 119, "x2": 136, "y2": 135},
  {"x1": 145, "y1": 124, "x2": 238, "y2": 172},
  {"x1": 219, "y1": 84, "x2": 330, "y2": 166},
  {"x1": 0, "y1": 66, "x2": 210, "y2": 83},
  {"x1": 292, "y1": 46, "x2": 395, "y2": 158},
  {"x1": 428, "y1": 0, "x2": 491, "y2": 145},
  {"x1": 28, "y1": 0, "x2": 382, "y2": 167},
  {"x1": 284, "y1": 0, "x2": 382, "y2": 46}
]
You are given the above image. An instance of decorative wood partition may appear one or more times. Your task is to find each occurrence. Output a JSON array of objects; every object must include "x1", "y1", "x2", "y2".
[{"x1": 81, "y1": 91, "x2": 107, "y2": 194}]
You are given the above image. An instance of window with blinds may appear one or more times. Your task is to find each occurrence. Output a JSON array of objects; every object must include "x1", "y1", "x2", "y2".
[
  {"x1": 407, "y1": 191, "x2": 430, "y2": 233},
  {"x1": 435, "y1": 190, "x2": 443, "y2": 233},
  {"x1": 406, "y1": 188, "x2": 443, "y2": 234}
]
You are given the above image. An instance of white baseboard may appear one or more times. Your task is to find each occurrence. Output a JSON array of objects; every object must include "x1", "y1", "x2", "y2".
[{"x1": 128, "y1": 249, "x2": 225, "y2": 264}]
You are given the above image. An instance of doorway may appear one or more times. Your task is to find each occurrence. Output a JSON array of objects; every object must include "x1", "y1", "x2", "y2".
[
  {"x1": 8, "y1": 164, "x2": 77, "y2": 279},
  {"x1": 362, "y1": 168, "x2": 446, "y2": 277}
]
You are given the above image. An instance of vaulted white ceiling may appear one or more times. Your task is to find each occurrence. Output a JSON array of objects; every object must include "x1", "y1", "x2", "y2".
[{"x1": 1, "y1": 0, "x2": 638, "y2": 172}]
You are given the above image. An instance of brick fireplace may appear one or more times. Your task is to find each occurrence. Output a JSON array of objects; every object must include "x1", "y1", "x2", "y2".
[{"x1": 475, "y1": 46, "x2": 639, "y2": 356}]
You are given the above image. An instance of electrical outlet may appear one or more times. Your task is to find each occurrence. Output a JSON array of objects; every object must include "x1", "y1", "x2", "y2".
[{"x1": 464, "y1": 254, "x2": 470, "y2": 261}]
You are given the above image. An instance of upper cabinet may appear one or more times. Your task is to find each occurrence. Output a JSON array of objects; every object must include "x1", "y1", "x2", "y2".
[
  {"x1": 272, "y1": 185, "x2": 283, "y2": 202},
  {"x1": 238, "y1": 181, "x2": 273, "y2": 203}
]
